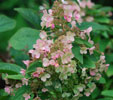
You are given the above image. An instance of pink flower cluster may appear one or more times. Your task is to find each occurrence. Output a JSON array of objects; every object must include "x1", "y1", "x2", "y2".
[
  {"x1": 41, "y1": 10, "x2": 55, "y2": 29},
  {"x1": 63, "y1": 3, "x2": 82, "y2": 23},
  {"x1": 78, "y1": 0, "x2": 94, "y2": 9}
]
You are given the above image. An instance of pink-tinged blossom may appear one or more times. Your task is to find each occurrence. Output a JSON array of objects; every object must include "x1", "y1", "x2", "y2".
[
  {"x1": 77, "y1": 0, "x2": 87, "y2": 8},
  {"x1": 51, "y1": 24, "x2": 55, "y2": 29},
  {"x1": 23, "y1": 60, "x2": 30, "y2": 68},
  {"x1": 61, "y1": 53, "x2": 74, "y2": 64},
  {"x1": 29, "y1": 39, "x2": 53, "y2": 59},
  {"x1": 88, "y1": 38, "x2": 94, "y2": 44},
  {"x1": 85, "y1": 27, "x2": 92, "y2": 36},
  {"x1": 71, "y1": 21, "x2": 76, "y2": 28},
  {"x1": 22, "y1": 78, "x2": 28, "y2": 85},
  {"x1": 32, "y1": 67, "x2": 45, "y2": 78},
  {"x1": 84, "y1": 92, "x2": 90, "y2": 97},
  {"x1": 51, "y1": 50, "x2": 64, "y2": 60},
  {"x1": 23, "y1": 93, "x2": 30, "y2": 100},
  {"x1": 20, "y1": 69, "x2": 26, "y2": 76},
  {"x1": 90, "y1": 69, "x2": 96, "y2": 76},
  {"x1": 73, "y1": 12, "x2": 81, "y2": 21},
  {"x1": 41, "y1": 9, "x2": 54, "y2": 28},
  {"x1": 41, "y1": 73, "x2": 51, "y2": 82},
  {"x1": 100, "y1": 55, "x2": 105, "y2": 63},
  {"x1": 15, "y1": 83, "x2": 22, "y2": 88},
  {"x1": 54, "y1": 61, "x2": 59, "y2": 67},
  {"x1": 105, "y1": 64, "x2": 110, "y2": 72},
  {"x1": 108, "y1": 11, "x2": 113, "y2": 16},
  {"x1": 80, "y1": 47, "x2": 88, "y2": 54},
  {"x1": 40, "y1": 31, "x2": 47, "y2": 39},
  {"x1": 5, "y1": 86, "x2": 13, "y2": 94},
  {"x1": 29, "y1": 49, "x2": 40, "y2": 59},
  {"x1": 42, "y1": 88, "x2": 48, "y2": 92},
  {"x1": 86, "y1": 0, "x2": 94, "y2": 9},
  {"x1": 95, "y1": 73, "x2": 101, "y2": 80},
  {"x1": 61, "y1": 0, "x2": 68, "y2": 4},
  {"x1": 89, "y1": 46, "x2": 95, "y2": 55},
  {"x1": 43, "y1": 58, "x2": 50, "y2": 67},
  {"x1": 49, "y1": 60, "x2": 56, "y2": 66},
  {"x1": 66, "y1": 31, "x2": 76, "y2": 43},
  {"x1": 63, "y1": 4, "x2": 80, "y2": 22}
]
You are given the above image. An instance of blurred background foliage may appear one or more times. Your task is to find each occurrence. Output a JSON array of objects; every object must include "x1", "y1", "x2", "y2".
[{"x1": 0, "y1": 0, "x2": 113, "y2": 100}]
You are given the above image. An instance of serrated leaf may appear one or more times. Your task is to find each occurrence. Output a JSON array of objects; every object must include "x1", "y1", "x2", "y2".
[
  {"x1": 15, "y1": 8, "x2": 41, "y2": 28},
  {"x1": 0, "y1": 62, "x2": 21, "y2": 74},
  {"x1": 9, "y1": 27, "x2": 40, "y2": 50},
  {"x1": 72, "y1": 44, "x2": 83, "y2": 64},
  {"x1": 0, "y1": 15, "x2": 16, "y2": 32}
]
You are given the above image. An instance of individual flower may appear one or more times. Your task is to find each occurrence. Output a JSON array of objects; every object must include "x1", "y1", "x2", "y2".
[
  {"x1": 40, "y1": 31, "x2": 47, "y2": 39},
  {"x1": 22, "y1": 78, "x2": 28, "y2": 85},
  {"x1": 5, "y1": 86, "x2": 13, "y2": 94},
  {"x1": 23, "y1": 60, "x2": 30, "y2": 68},
  {"x1": 20, "y1": 69, "x2": 26, "y2": 76},
  {"x1": 66, "y1": 31, "x2": 76, "y2": 42},
  {"x1": 41, "y1": 73, "x2": 51, "y2": 82},
  {"x1": 23, "y1": 93, "x2": 30, "y2": 100},
  {"x1": 15, "y1": 83, "x2": 22, "y2": 88},
  {"x1": 42, "y1": 88, "x2": 48, "y2": 92},
  {"x1": 80, "y1": 47, "x2": 88, "y2": 54},
  {"x1": 89, "y1": 46, "x2": 95, "y2": 55},
  {"x1": 100, "y1": 55, "x2": 106, "y2": 63},
  {"x1": 43, "y1": 58, "x2": 50, "y2": 67},
  {"x1": 32, "y1": 67, "x2": 45, "y2": 78},
  {"x1": 61, "y1": 52, "x2": 74, "y2": 64}
]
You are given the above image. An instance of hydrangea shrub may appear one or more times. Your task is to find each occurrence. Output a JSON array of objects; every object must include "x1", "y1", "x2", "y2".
[{"x1": 0, "y1": 0, "x2": 111, "y2": 100}]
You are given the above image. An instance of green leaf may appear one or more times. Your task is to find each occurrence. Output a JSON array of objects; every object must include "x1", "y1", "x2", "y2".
[
  {"x1": 101, "y1": 90, "x2": 113, "y2": 97},
  {"x1": 91, "y1": 88, "x2": 100, "y2": 99},
  {"x1": 72, "y1": 44, "x2": 83, "y2": 64},
  {"x1": 98, "y1": 7, "x2": 113, "y2": 12},
  {"x1": 83, "y1": 55, "x2": 96, "y2": 68},
  {"x1": 78, "y1": 22, "x2": 108, "y2": 31},
  {"x1": 95, "y1": 16, "x2": 110, "y2": 24},
  {"x1": 99, "y1": 39, "x2": 109, "y2": 52},
  {"x1": 0, "y1": 96, "x2": 9, "y2": 100},
  {"x1": 0, "y1": 15, "x2": 16, "y2": 32},
  {"x1": 15, "y1": 8, "x2": 41, "y2": 28},
  {"x1": 98, "y1": 77, "x2": 106, "y2": 84},
  {"x1": 10, "y1": 48, "x2": 29, "y2": 68},
  {"x1": 26, "y1": 60, "x2": 42, "y2": 74},
  {"x1": 9, "y1": 27, "x2": 40, "y2": 50},
  {"x1": 75, "y1": 37, "x2": 93, "y2": 48},
  {"x1": 106, "y1": 64, "x2": 113, "y2": 77},
  {"x1": 98, "y1": 98, "x2": 113, "y2": 100},
  {"x1": 5, "y1": 74, "x2": 24, "y2": 80},
  {"x1": 10, "y1": 86, "x2": 30, "y2": 100},
  {"x1": 0, "y1": 62, "x2": 21, "y2": 74}
]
